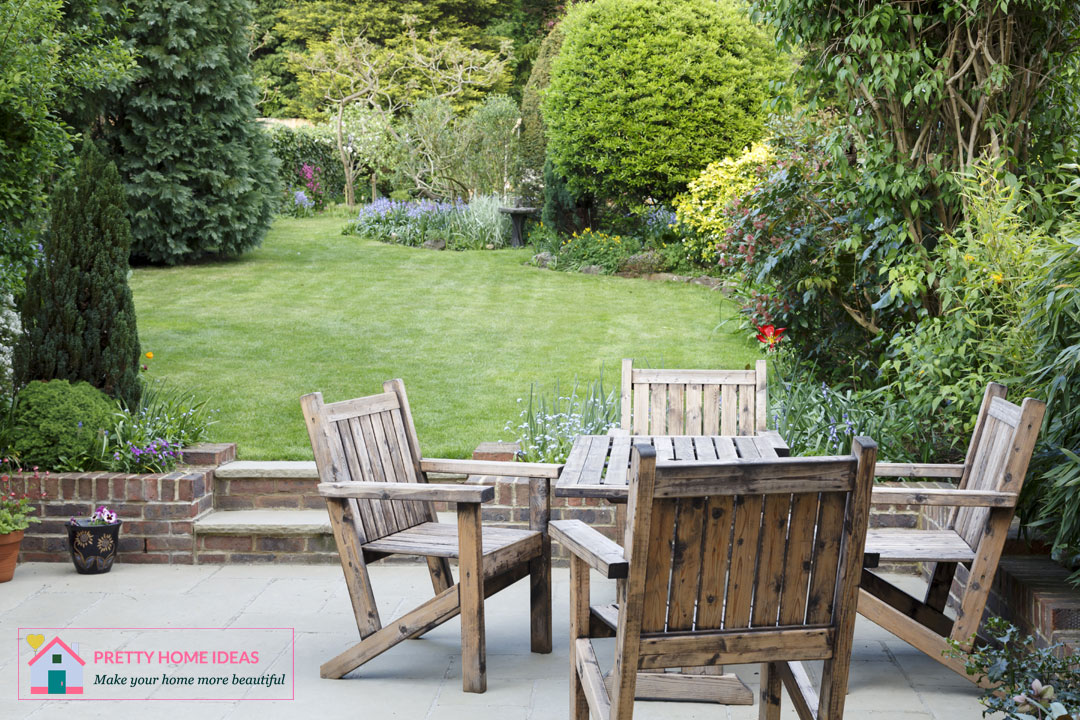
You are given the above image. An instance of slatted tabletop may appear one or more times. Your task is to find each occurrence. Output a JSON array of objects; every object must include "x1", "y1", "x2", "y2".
[{"x1": 555, "y1": 431, "x2": 790, "y2": 500}]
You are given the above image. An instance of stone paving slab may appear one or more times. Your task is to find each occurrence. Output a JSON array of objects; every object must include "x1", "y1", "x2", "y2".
[{"x1": 0, "y1": 563, "x2": 990, "y2": 719}]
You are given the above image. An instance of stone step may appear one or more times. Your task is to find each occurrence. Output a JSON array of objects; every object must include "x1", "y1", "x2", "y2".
[
  {"x1": 194, "y1": 508, "x2": 330, "y2": 535},
  {"x1": 192, "y1": 509, "x2": 337, "y2": 564}
]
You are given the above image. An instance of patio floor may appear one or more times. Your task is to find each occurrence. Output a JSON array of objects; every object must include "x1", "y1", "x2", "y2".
[{"x1": 2, "y1": 562, "x2": 988, "y2": 719}]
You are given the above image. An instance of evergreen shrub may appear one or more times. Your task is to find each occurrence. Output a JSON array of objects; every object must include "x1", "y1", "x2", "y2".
[
  {"x1": 11, "y1": 380, "x2": 115, "y2": 470},
  {"x1": 542, "y1": 0, "x2": 787, "y2": 204}
]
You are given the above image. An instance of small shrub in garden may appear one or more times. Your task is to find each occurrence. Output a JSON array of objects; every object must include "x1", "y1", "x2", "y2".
[
  {"x1": 675, "y1": 141, "x2": 775, "y2": 266},
  {"x1": 10, "y1": 380, "x2": 115, "y2": 471},
  {"x1": 504, "y1": 378, "x2": 618, "y2": 463},
  {"x1": 948, "y1": 617, "x2": 1080, "y2": 720},
  {"x1": 556, "y1": 228, "x2": 640, "y2": 274},
  {"x1": 542, "y1": 0, "x2": 787, "y2": 203}
]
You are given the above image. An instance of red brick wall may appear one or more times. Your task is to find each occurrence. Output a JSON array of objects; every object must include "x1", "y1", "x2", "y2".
[{"x1": 11, "y1": 444, "x2": 235, "y2": 565}]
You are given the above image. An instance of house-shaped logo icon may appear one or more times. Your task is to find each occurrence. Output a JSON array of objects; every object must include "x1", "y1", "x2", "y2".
[{"x1": 28, "y1": 637, "x2": 85, "y2": 695}]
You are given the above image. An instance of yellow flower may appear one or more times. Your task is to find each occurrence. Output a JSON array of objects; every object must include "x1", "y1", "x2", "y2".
[
  {"x1": 991, "y1": 272, "x2": 1004, "y2": 284},
  {"x1": 145, "y1": 352, "x2": 154, "y2": 359},
  {"x1": 963, "y1": 254, "x2": 974, "y2": 262}
]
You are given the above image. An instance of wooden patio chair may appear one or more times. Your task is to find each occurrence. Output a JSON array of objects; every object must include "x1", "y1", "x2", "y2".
[
  {"x1": 861, "y1": 383, "x2": 1046, "y2": 682},
  {"x1": 552, "y1": 438, "x2": 878, "y2": 720},
  {"x1": 301, "y1": 379, "x2": 562, "y2": 693},
  {"x1": 619, "y1": 358, "x2": 770, "y2": 436}
]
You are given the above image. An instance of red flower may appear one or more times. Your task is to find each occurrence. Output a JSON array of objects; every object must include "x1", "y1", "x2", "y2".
[{"x1": 756, "y1": 324, "x2": 786, "y2": 351}]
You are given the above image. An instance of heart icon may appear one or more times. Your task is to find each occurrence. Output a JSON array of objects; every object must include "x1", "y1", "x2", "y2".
[{"x1": 26, "y1": 634, "x2": 45, "y2": 650}]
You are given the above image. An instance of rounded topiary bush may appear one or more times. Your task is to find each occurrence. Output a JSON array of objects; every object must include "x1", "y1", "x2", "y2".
[
  {"x1": 541, "y1": 0, "x2": 788, "y2": 204},
  {"x1": 11, "y1": 380, "x2": 116, "y2": 470}
]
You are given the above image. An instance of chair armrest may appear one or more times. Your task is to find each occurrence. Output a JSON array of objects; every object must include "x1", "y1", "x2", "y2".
[
  {"x1": 549, "y1": 519, "x2": 627, "y2": 579},
  {"x1": 318, "y1": 481, "x2": 493, "y2": 504},
  {"x1": 871, "y1": 487, "x2": 1017, "y2": 507},
  {"x1": 874, "y1": 463, "x2": 965, "y2": 479},
  {"x1": 420, "y1": 458, "x2": 563, "y2": 479}
]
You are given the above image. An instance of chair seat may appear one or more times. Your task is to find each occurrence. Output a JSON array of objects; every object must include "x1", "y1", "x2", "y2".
[
  {"x1": 865, "y1": 529, "x2": 976, "y2": 563},
  {"x1": 364, "y1": 522, "x2": 543, "y2": 573}
]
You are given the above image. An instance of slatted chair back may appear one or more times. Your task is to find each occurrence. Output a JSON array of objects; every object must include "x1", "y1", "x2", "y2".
[
  {"x1": 951, "y1": 385, "x2": 1042, "y2": 552},
  {"x1": 619, "y1": 358, "x2": 768, "y2": 436},
  {"x1": 606, "y1": 440, "x2": 876, "y2": 719},
  {"x1": 301, "y1": 379, "x2": 432, "y2": 544}
]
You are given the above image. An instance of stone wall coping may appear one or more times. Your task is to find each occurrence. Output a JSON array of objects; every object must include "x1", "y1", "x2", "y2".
[
  {"x1": 215, "y1": 460, "x2": 318, "y2": 479},
  {"x1": 194, "y1": 509, "x2": 331, "y2": 535}
]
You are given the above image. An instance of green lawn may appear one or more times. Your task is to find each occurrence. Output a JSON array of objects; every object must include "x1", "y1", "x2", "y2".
[{"x1": 130, "y1": 216, "x2": 759, "y2": 460}]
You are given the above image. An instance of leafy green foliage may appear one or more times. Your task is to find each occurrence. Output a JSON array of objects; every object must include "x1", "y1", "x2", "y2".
[
  {"x1": 949, "y1": 617, "x2": 1080, "y2": 720},
  {"x1": 102, "y1": 0, "x2": 277, "y2": 264},
  {"x1": 266, "y1": 122, "x2": 346, "y2": 206},
  {"x1": 748, "y1": 0, "x2": 1080, "y2": 342},
  {"x1": 881, "y1": 168, "x2": 1040, "y2": 446},
  {"x1": 0, "y1": 0, "x2": 134, "y2": 295},
  {"x1": 1020, "y1": 221, "x2": 1080, "y2": 577},
  {"x1": 542, "y1": 0, "x2": 787, "y2": 204},
  {"x1": 16, "y1": 142, "x2": 142, "y2": 408},
  {"x1": 10, "y1": 380, "x2": 116, "y2": 470},
  {"x1": 518, "y1": 22, "x2": 563, "y2": 203},
  {"x1": 251, "y1": 0, "x2": 550, "y2": 118}
]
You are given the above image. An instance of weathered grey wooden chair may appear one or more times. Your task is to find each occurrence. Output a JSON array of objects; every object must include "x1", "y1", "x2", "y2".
[
  {"x1": 619, "y1": 358, "x2": 769, "y2": 435},
  {"x1": 301, "y1": 379, "x2": 561, "y2": 693},
  {"x1": 862, "y1": 383, "x2": 1046, "y2": 682},
  {"x1": 552, "y1": 439, "x2": 877, "y2": 720}
]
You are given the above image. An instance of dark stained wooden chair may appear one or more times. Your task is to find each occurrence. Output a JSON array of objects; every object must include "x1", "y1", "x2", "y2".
[
  {"x1": 552, "y1": 439, "x2": 878, "y2": 720},
  {"x1": 301, "y1": 379, "x2": 561, "y2": 693},
  {"x1": 861, "y1": 383, "x2": 1046, "y2": 682},
  {"x1": 620, "y1": 358, "x2": 769, "y2": 436}
]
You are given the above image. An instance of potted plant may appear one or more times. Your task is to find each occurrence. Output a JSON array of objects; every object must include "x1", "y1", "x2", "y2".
[
  {"x1": 0, "y1": 471, "x2": 43, "y2": 582},
  {"x1": 66, "y1": 506, "x2": 121, "y2": 574}
]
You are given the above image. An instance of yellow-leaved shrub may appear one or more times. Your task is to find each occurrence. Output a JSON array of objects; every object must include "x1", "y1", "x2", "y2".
[{"x1": 674, "y1": 142, "x2": 774, "y2": 265}]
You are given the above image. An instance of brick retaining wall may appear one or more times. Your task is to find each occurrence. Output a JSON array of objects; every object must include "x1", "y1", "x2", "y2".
[{"x1": 12, "y1": 443, "x2": 235, "y2": 565}]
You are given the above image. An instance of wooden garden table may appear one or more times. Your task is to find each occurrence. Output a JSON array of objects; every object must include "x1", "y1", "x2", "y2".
[
  {"x1": 556, "y1": 431, "x2": 790, "y2": 501},
  {"x1": 554, "y1": 431, "x2": 790, "y2": 706}
]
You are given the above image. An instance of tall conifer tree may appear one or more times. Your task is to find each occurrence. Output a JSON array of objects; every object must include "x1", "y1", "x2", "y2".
[
  {"x1": 104, "y1": 0, "x2": 277, "y2": 264},
  {"x1": 16, "y1": 142, "x2": 142, "y2": 408}
]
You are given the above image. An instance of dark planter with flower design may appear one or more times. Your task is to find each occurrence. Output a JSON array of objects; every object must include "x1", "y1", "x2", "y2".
[{"x1": 66, "y1": 520, "x2": 121, "y2": 574}]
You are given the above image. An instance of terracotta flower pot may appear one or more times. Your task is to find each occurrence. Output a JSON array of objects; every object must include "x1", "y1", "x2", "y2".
[
  {"x1": 0, "y1": 529, "x2": 25, "y2": 583},
  {"x1": 66, "y1": 521, "x2": 121, "y2": 574}
]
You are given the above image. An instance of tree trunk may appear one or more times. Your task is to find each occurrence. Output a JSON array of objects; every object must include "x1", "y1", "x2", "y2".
[
  {"x1": 335, "y1": 102, "x2": 355, "y2": 207},
  {"x1": 371, "y1": 171, "x2": 378, "y2": 202}
]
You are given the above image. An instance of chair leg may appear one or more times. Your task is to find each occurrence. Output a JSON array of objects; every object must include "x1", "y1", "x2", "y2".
[
  {"x1": 529, "y1": 552, "x2": 552, "y2": 653},
  {"x1": 529, "y1": 477, "x2": 552, "y2": 654},
  {"x1": 458, "y1": 504, "x2": 486, "y2": 693},
  {"x1": 569, "y1": 555, "x2": 590, "y2": 720},
  {"x1": 759, "y1": 662, "x2": 782, "y2": 720}
]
